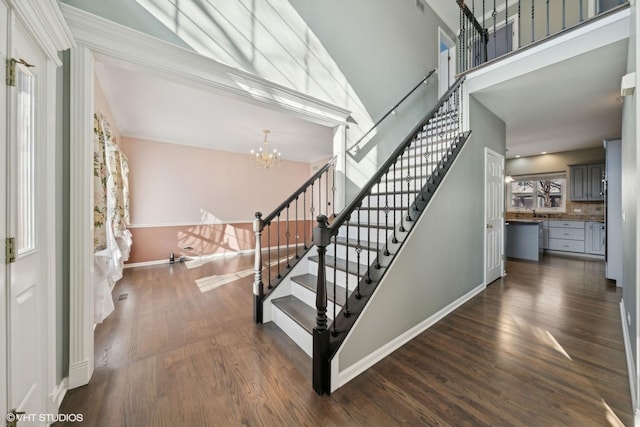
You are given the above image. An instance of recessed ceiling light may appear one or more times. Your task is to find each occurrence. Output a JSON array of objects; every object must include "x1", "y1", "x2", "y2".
[
  {"x1": 541, "y1": 151, "x2": 547, "y2": 154},
  {"x1": 515, "y1": 155, "x2": 521, "y2": 158}
]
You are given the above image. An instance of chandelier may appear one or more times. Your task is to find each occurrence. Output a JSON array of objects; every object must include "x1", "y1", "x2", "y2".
[{"x1": 250, "y1": 129, "x2": 281, "y2": 169}]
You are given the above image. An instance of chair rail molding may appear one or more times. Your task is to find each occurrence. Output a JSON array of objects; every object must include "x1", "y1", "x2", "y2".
[{"x1": 59, "y1": 3, "x2": 352, "y2": 128}]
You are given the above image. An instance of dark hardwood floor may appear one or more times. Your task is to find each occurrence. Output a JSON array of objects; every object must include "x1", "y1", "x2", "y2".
[{"x1": 57, "y1": 254, "x2": 633, "y2": 426}]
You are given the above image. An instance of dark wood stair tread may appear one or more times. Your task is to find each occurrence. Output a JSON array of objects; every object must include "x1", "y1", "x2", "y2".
[
  {"x1": 346, "y1": 221, "x2": 394, "y2": 230},
  {"x1": 332, "y1": 236, "x2": 378, "y2": 252},
  {"x1": 272, "y1": 295, "x2": 316, "y2": 334},
  {"x1": 291, "y1": 273, "x2": 347, "y2": 306}
]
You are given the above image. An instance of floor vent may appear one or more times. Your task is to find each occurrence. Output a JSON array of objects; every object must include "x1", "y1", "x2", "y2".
[{"x1": 118, "y1": 293, "x2": 128, "y2": 301}]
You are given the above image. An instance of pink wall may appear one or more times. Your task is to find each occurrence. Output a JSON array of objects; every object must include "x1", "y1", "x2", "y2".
[{"x1": 120, "y1": 137, "x2": 314, "y2": 263}]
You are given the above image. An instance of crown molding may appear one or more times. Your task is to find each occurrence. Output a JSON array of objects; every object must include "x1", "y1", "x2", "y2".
[
  {"x1": 60, "y1": 4, "x2": 351, "y2": 128},
  {"x1": 10, "y1": 0, "x2": 75, "y2": 66}
]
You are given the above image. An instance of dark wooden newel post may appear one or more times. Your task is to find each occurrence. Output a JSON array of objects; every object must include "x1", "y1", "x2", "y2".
[
  {"x1": 313, "y1": 215, "x2": 331, "y2": 394},
  {"x1": 253, "y1": 212, "x2": 264, "y2": 324}
]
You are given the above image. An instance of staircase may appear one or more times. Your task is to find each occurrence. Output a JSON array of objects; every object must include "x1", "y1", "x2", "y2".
[{"x1": 253, "y1": 76, "x2": 470, "y2": 394}]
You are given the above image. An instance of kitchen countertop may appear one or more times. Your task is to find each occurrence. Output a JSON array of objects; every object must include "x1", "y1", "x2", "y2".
[{"x1": 506, "y1": 220, "x2": 544, "y2": 225}]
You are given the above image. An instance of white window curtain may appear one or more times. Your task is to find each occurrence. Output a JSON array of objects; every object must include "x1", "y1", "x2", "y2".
[{"x1": 93, "y1": 113, "x2": 132, "y2": 323}]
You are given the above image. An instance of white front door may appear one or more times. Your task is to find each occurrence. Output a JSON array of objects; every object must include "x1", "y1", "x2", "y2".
[
  {"x1": 485, "y1": 148, "x2": 504, "y2": 285},
  {"x1": 5, "y1": 12, "x2": 48, "y2": 426}
]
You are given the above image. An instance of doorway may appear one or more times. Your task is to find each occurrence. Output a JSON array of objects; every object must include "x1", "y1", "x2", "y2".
[{"x1": 438, "y1": 28, "x2": 456, "y2": 98}]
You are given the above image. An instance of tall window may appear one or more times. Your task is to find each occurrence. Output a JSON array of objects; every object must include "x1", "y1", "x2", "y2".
[{"x1": 507, "y1": 173, "x2": 566, "y2": 213}]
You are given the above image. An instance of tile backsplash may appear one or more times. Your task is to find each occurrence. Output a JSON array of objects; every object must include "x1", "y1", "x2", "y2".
[{"x1": 506, "y1": 200, "x2": 604, "y2": 222}]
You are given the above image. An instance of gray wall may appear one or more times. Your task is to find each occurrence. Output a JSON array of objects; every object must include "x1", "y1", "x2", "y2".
[
  {"x1": 621, "y1": 0, "x2": 637, "y2": 385},
  {"x1": 337, "y1": 95, "x2": 506, "y2": 371}
]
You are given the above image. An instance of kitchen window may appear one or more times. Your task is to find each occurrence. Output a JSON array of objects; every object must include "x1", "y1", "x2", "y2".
[{"x1": 507, "y1": 173, "x2": 566, "y2": 213}]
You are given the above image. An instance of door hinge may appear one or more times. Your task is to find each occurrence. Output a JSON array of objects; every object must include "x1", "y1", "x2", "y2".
[
  {"x1": 6, "y1": 237, "x2": 16, "y2": 264},
  {"x1": 6, "y1": 58, "x2": 35, "y2": 86},
  {"x1": 6, "y1": 58, "x2": 16, "y2": 86}
]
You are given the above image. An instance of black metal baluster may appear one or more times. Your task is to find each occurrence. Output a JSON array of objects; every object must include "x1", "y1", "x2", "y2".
[
  {"x1": 366, "y1": 198, "x2": 372, "y2": 283},
  {"x1": 518, "y1": 0, "x2": 521, "y2": 48},
  {"x1": 331, "y1": 163, "x2": 336, "y2": 217},
  {"x1": 384, "y1": 171, "x2": 391, "y2": 256},
  {"x1": 414, "y1": 137, "x2": 418, "y2": 204},
  {"x1": 325, "y1": 169, "x2": 329, "y2": 216},
  {"x1": 303, "y1": 190, "x2": 307, "y2": 249},
  {"x1": 505, "y1": 0, "x2": 509, "y2": 53},
  {"x1": 295, "y1": 196, "x2": 300, "y2": 258},
  {"x1": 318, "y1": 175, "x2": 322, "y2": 217},
  {"x1": 286, "y1": 205, "x2": 291, "y2": 268},
  {"x1": 277, "y1": 212, "x2": 281, "y2": 278},
  {"x1": 562, "y1": 0, "x2": 566, "y2": 30},
  {"x1": 332, "y1": 234, "x2": 338, "y2": 335},
  {"x1": 472, "y1": 0, "x2": 476, "y2": 66},
  {"x1": 459, "y1": 6, "x2": 463, "y2": 73},
  {"x1": 355, "y1": 209, "x2": 362, "y2": 299},
  {"x1": 405, "y1": 152, "x2": 412, "y2": 221},
  {"x1": 493, "y1": 0, "x2": 497, "y2": 59},
  {"x1": 546, "y1": 0, "x2": 550, "y2": 35},
  {"x1": 483, "y1": 0, "x2": 488, "y2": 62},
  {"x1": 580, "y1": 0, "x2": 584, "y2": 22},
  {"x1": 394, "y1": 161, "x2": 402, "y2": 237},
  {"x1": 531, "y1": 0, "x2": 535, "y2": 43},
  {"x1": 310, "y1": 183, "x2": 315, "y2": 243},
  {"x1": 374, "y1": 180, "x2": 380, "y2": 269},
  {"x1": 398, "y1": 155, "x2": 405, "y2": 233},
  {"x1": 343, "y1": 216, "x2": 350, "y2": 317},
  {"x1": 267, "y1": 225, "x2": 272, "y2": 288}
]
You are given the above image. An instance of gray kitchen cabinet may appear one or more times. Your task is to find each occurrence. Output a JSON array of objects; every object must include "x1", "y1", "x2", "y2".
[
  {"x1": 570, "y1": 163, "x2": 605, "y2": 201},
  {"x1": 585, "y1": 221, "x2": 606, "y2": 255},
  {"x1": 547, "y1": 220, "x2": 585, "y2": 254}
]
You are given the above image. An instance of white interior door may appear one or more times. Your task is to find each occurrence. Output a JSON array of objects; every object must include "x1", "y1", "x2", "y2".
[
  {"x1": 1, "y1": 0, "x2": 9, "y2": 424},
  {"x1": 485, "y1": 148, "x2": 504, "y2": 285},
  {"x1": 6, "y1": 14, "x2": 47, "y2": 426}
]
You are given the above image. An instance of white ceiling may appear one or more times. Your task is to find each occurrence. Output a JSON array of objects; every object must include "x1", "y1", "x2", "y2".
[
  {"x1": 472, "y1": 39, "x2": 627, "y2": 158},
  {"x1": 94, "y1": 61, "x2": 335, "y2": 163},
  {"x1": 95, "y1": 19, "x2": 627, "y2": 164}
]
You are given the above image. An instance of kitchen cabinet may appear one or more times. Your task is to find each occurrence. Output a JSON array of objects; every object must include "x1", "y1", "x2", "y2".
[
  {"x1": 585, "y1": 222, "x2": 605, "y2": 255},
  {"x1": 570, "y1": 163, "x2": 605, "y2": 201},
  {"x1": 547, "y1": 220, "x2": 585, "y2": 253}
]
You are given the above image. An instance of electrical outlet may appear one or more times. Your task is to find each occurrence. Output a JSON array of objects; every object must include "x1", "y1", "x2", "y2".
[{"x1": 573, "y1": 208, "x2": 581, "y2": 213}]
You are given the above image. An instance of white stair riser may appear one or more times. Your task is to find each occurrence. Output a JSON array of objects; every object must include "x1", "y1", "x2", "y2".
[
  {"x1": 308, "y1": 261, "x2": 363, "y2": 291},
  {"x1": 340, "y1": 225, "x2": 393, "y2": 244},
  {"x1": 271, "y1": 305, "x2": 312, "y2": 357},
  {"x1": 363, "y1": 194, "x2": 415, "y2": 209},
  {"x1": 344, "y1": 209, "x2": 411, "y2": 226},
  {"x1": 291, "y1": 281, "x2": 343, "y2": 319},
  {"x1": 373, "y1": 179, "x2": 430, "y2": 193}
]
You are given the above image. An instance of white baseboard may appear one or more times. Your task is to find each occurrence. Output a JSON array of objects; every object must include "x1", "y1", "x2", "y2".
[
  {"x1": 620, "y1": 299, "x2": 638, "y2": 413},
  {"x1": 67, "y1": 360, "x2": 91, "y2": 389},
  {"x1": 48, "y1": 378, "x2": 68, "y2": 414},
  {"x1": 123, "y1": 259, "x2": 170, "y2": 269},
  {"x1": 124, "y1": 243, "x2": 307, "y2": 269},
  {"x1": 331, "y1": 282, "x2": 486, "y2": 392}
]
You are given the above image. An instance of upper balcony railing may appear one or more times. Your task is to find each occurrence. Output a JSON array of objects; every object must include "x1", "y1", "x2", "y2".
[{"x1": 457, "y1": 0, "x2": 629, "y2": 74}]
